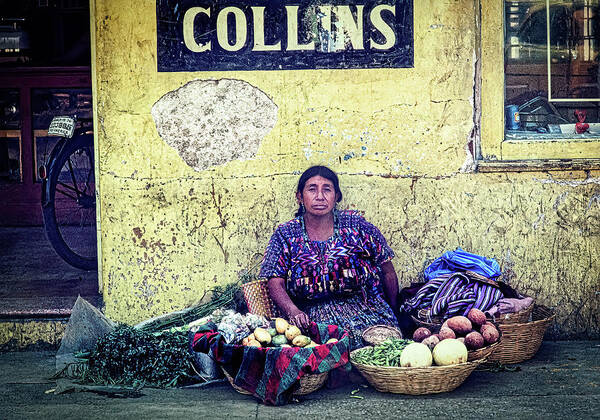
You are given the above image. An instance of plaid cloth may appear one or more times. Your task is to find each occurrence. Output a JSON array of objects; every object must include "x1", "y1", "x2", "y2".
[{"x1": 191, "y1": 322, "x2": 350, "y2": 405}]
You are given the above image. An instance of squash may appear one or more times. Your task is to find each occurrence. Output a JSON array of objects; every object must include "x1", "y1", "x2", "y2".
[
  {"x1": 275, "y1": 318, "x2": 289, "y2": 334},
  {"x1": 292, "y1": 335, "x2": 311, "y2": 347},
  {"x1": 432, "y1": 338, "x2": 468, "y2": 366},
  {"x1": 399, "y1": 342, "x2": 433, "y2": 367},
  {"x1": 271, "y1": 334, "x2": 288, "y2": 346},
  {"x1": 285, "y1": 325, "x2": 301, "y2": 341},
  {"x1": 253, "y1": 327, "x2": 272, "y2": 345}
]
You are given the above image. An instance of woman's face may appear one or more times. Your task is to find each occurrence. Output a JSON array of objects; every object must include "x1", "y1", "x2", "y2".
[{"x1": 297, "y1": 175, "x2": 338, "y2": 217}]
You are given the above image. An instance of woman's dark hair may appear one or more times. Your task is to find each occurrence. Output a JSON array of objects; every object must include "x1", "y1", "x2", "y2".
[{"x1": 295, "y1": 166, "x2": 343, "y2": 217}]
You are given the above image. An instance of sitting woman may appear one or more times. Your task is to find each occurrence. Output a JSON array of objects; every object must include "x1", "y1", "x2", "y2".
[{"x1": 259, "y1": 165, "x2": 400, "y2": 349}]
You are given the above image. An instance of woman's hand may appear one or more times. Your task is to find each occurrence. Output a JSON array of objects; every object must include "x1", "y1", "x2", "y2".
[
  {"x1": 288, "y1": 310, "x2": 311, "y2": 330},
  {"x1": 267, "y1": 277, "x2": 311, "y2": 330}
]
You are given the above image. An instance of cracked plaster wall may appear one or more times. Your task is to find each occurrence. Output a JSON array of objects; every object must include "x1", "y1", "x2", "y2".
[{"x1": 93, "y1": 0, "x2": 599, "y2": 338}]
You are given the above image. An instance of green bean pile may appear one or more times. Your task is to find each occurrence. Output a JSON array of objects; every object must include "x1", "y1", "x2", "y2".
[{"x1": 353, "y1": 338, "x2": 413, "y2": 367}]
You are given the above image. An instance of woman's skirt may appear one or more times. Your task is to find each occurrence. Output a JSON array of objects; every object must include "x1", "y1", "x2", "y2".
[{"x1": 297, "y1": 291, "x2": 398, "y2": 350}]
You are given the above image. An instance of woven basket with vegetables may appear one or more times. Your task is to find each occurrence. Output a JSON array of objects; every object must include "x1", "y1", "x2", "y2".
[
  {"x1": 192, "y1": 320, "x2": 350, "y2": 405},
  {"x1": 410, "y1": 309, "x2": 502, "y2": 362},
  {"x1": 350, "y1": 338, "x2": 484, "y2": 395}
]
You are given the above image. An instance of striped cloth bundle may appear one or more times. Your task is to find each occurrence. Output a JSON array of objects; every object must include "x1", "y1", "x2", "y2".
[
  {"x1": 401, "y1": 272, "x2": 503, "y2": 319},
  {"x1": 424, "y1": 248, "x2": 502, "y2": 281}
]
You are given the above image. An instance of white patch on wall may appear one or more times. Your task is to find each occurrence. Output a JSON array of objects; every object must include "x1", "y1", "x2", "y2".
[{"x1": 151, "y1": 79, "x2": 278, "y2": 171}]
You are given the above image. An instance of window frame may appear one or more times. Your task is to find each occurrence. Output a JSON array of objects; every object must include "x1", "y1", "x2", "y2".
[{"x1": 478, "y1": 0, "x2": 600, "y2": 171}]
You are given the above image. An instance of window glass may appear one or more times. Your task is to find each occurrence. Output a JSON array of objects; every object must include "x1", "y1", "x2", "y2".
[
  {"x1": 32, "y1": 88, "x2": 92, "y2": 182},
  {"x1": 505, "y1": 0, "x2": 600, "y2": 139},
  {"x1": 0, "y1": 88, "x2": 20, "y2": 183}
]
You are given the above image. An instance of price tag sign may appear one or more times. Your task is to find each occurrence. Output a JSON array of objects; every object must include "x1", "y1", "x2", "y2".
[{"x1": 48, "y1": 116, "x2": 75, "y2": 138}]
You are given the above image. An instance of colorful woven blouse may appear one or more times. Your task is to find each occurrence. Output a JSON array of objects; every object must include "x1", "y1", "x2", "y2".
[{"x1": 259, "y1": 209, "x2": 395, "y2": 301}]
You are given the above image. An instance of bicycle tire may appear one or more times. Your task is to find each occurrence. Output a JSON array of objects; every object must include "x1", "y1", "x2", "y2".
[{"x1": 42, "y1": 133, "x2": 97, "y2": 270}]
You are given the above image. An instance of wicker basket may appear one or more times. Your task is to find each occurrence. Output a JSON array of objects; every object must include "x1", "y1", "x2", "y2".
[
  {"x1": 350, "y1": 349, "x2": 484, "y2": 395},
  {"x1": 222, "y1": 367, "x2": 328, "y2": 396},
  {"x1": 362, "y1": 325, "x2": 403, "y2": 346},
  {"x1": 411, "y1": 309, "x2": 444, "y2": 332},
  {"x1": 467, "y1": 339, "x2": 500, "y2": 362},
  {"x1": 241, "y1": 279, "x2": 278, "y2": 318},
  {"x1": 486, "y1": 305, "x2": 555, "y2": 364}
]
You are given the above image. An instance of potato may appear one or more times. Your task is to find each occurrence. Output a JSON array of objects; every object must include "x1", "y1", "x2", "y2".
[
  {"x1": 438, "y1": 327, "x2": 456, "y2": 340},
  {"x1": 464, "y1": 331, "x2": 485, "y2": 350},
  {"x1": 446, "y1": 316, "x2": 473, "y2": 336},
  {"x1": 481, "y1": 324, "x2": 500, "y2": 344},
  {"x1": 456, "y1": 337, "x2": 465, "y2": 344},
  {"x1": 467, "y1": 309, "x2": 487, "y2": 327},
  {"x1": 422, "y1": 334, "x2": 440, "y2": 350},
  {"x1": 412, "y1": 327, "x2": 432, "y2": 342}
]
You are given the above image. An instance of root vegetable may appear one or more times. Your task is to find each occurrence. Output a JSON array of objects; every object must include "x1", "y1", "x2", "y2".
[
  {"x1": 246, "y1": 339, "x2": 262, "y2": 347},
  {"x1": 446, "y1": 316, "x2": 473, "y2": 336},
  {"x1": 422, "y1": 334, "x2": 440, "y2": 350},
  {"x1": 438, "y1": 327, "x2": 456, "y2": 340},
  {"x1": 412, "y1": 327, "x2": 432, "y2": 342},
  {"x1": 481, "y1": 324, "x2": 500, "y2": 344},
  {"x1": 464, "y1": 331, "x2": 484, "y2": 350},
  {"x1": 467, "y1": 308, "x2": 487, "y2": 327}
]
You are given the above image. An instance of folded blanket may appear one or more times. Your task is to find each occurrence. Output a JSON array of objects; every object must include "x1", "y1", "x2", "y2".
[
  {"x1": 485, "y1": 297, "x2": 534, "y2": 318},
  {"x1": 424, "y1": 248, "x2": 502, "y2": 281},
  {"x1": 400, "y1": 272, "x2": 503, "y2": 319},
  {"x1": 190, "y1": 322, "x2": 350, "y2": 405}
]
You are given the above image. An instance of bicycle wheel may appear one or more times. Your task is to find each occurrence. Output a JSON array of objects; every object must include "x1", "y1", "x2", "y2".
[{"x1": 43, "y1": 133, "x2": 97, "y2": 270}]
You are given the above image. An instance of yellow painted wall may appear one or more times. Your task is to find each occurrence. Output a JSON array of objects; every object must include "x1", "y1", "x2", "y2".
[
  {"x1": 0, "y1": 320, "x2": 66, "y2": 351},
  {"x1": 92, "y1": 0, "x2": 599, "y2": 338}
]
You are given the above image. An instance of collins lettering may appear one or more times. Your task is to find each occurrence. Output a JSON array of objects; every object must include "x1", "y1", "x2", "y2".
[{"x1": 157, "y1": 0, "x2": 413, "y2": 71}]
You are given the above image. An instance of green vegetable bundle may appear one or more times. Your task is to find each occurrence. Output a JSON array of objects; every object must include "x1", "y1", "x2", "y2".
[
  {"x1": 81, "y1": 325, "x2": 196, "y2": 388},
  {"x1": 352, "y1": 338, "x2": 413, "y2": 367}
]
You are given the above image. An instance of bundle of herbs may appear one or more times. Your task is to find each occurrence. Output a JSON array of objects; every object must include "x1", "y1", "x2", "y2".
[
  {"x1": 80, "y1": 325, "x2": 197, "y2": 388},
  {"x1": 134, "y1": 282, "x2": 243, "y2": 333}
]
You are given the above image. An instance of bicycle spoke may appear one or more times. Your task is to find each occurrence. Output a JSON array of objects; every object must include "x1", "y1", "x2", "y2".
[{"x1": 66, "y1": 157, "x2": 82, "y2": 198}]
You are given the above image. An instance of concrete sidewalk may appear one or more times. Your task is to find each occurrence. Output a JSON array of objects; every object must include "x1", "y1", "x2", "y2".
[{"x1": 0, "y1": 341, "x2": 598, "y2": 420}]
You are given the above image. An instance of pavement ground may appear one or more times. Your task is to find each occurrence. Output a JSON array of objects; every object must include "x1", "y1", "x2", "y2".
[{"x1": 0, "y1": 340, "x2": 598, "y2": 420}]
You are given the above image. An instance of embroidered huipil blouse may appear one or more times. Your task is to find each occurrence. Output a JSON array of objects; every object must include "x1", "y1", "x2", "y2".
[
  {"x1": 260, "y1": 210, "x2": 394, "y2": 301},
  {"x1": 260, "y1": 210, "x2": 399, "y2": 349}
]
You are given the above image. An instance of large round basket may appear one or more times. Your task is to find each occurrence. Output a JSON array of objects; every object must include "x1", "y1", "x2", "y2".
[
  {"x1": 350, "y1": 349, "x2": 484, "y2": 395},
  {"x1": 487, "y1": 305, "x2": 555, "y2": 364},
  {"x1": 222, "y1": 367, "x2": 328, "y2": 396}
]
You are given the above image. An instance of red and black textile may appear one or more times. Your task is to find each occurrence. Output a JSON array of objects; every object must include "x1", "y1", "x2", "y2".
[{"x1": 191, "y1": 322, "x2": 350, "y2": 405}]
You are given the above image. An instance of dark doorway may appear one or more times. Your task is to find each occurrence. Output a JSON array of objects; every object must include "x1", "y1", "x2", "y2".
[{"x1": 0, "y1": 0, "x2": 100, "y2": 317}]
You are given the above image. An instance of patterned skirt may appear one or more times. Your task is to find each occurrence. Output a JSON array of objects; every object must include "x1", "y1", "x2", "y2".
[{"x1": 296, "y1": 291, "x2": 399, "y2": 350}]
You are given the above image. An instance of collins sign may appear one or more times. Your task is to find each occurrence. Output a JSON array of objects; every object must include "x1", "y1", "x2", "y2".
[{"x1": 157, "y1": 0, "x2": 413, "y2": 71}]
